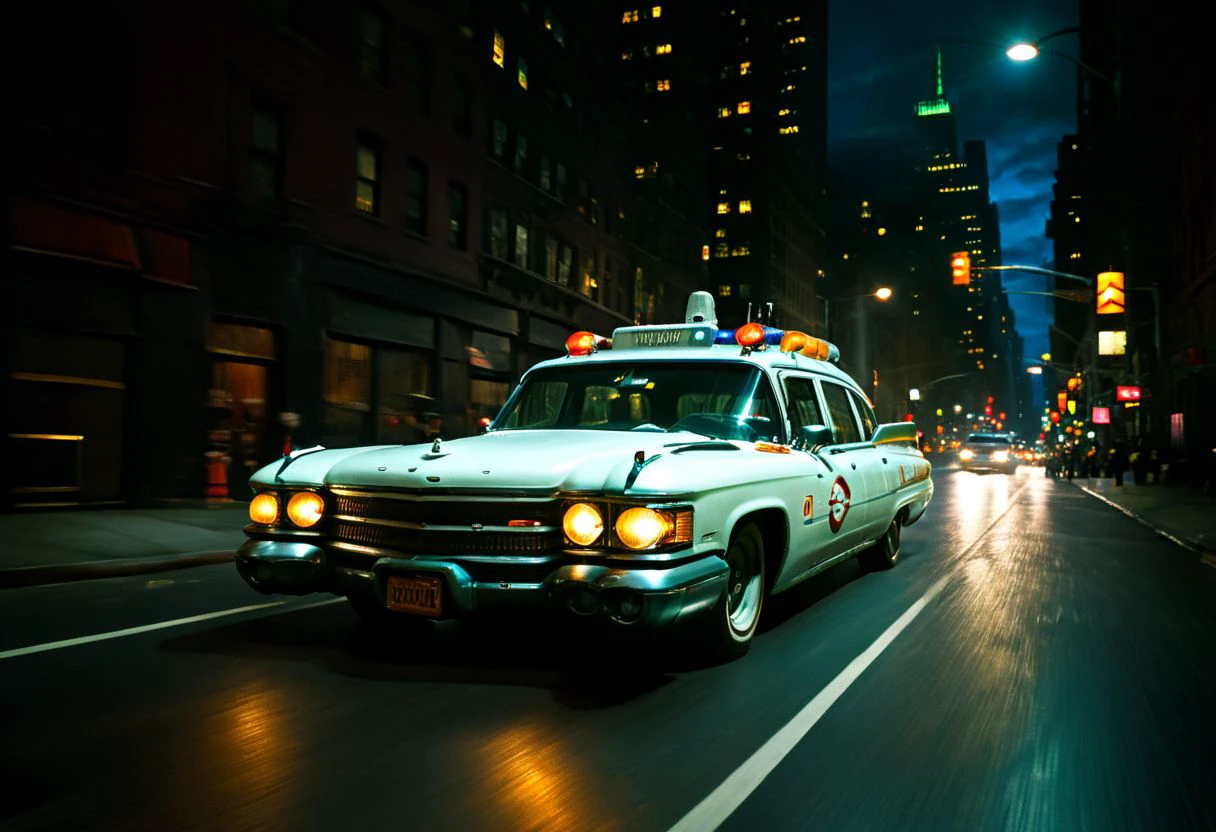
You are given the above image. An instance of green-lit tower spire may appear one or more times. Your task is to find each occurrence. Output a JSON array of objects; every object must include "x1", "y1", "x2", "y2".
[{"x1": 917, "y1": 47, "x2": 951, "y2": 116}]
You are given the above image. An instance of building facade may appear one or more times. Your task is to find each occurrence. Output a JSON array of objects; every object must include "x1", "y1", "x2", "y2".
[{"x1": 4, "y1": 0, "x2": 697, "y2": 508}]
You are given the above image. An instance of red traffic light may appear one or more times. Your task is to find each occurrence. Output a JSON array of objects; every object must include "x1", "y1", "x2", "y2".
[
  {"x1": 1050, "y1": 411, "x2": 1061, "y2": 424},
  {"x1": 1116, "y1": 386, "x2": 1142, "y2": 402},
  {"x1": 951, "y1": 251, "x2": 971, "y2": 285}
]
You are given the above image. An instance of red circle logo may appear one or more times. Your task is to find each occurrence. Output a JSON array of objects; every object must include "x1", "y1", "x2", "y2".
[{"x1": 828, "y1": 476, "x2": 851, "y2": 533}]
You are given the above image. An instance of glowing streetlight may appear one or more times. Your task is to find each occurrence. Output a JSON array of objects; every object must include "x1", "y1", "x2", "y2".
[
  {"x1": 1026, "y1": 365, "x2": 1043, "y2": 375},
  {"x1": 1040, "y1": 352, "x2": 1052, "y2": 362},
  {"x1": 1006, "y1": 42, "x2": 1038, "y2": 61},
  {"x1": 874, "y1": 287, "x2": 893, "y2": 301},
  {"x1": 952, "y1": 404, "x2": 963, "y2": 414},
  {"x1": 908, "y1": 388, "x2": 921, "y2": 401}
]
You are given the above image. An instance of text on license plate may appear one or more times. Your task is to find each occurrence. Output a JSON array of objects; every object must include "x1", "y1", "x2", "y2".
[{"x1": 386, "y1": 574, "x2": 443, "y2": 617}]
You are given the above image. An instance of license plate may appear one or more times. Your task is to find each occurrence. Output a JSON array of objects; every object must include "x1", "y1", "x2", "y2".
[{"x1": 386, "y1": 574, "x2": 443, "y2": 617}]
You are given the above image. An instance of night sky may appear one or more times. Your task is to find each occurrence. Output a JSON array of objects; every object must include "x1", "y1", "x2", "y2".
[{"x1": 829, "y1": 0, "x2": 1081, "y2": 402}]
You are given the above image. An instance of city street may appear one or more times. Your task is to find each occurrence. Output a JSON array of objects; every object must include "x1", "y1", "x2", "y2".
[{"x1": 3, "y1": 468, "x2": 1215, "y2": 832}]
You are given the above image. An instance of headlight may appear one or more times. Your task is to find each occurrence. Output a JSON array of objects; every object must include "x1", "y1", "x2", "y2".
[
  {"x1": 615, "y1": 507, "x2": 672, "y2": 550},
  {"x1": 286, "y1": 491, "x2": 325, "y2": 528},
  {"x1": 993, "y1": 451, "x2": 1009, "y2": 463},
  {"x1": 563, "y1": 503, "x2": 604, "y2": 546},
  {"x1": 249, "y1": 492, "x2": 279, "y2": 525},
  {"x1": 959, "y1": 449, "x2": 974, "y2": 460}
]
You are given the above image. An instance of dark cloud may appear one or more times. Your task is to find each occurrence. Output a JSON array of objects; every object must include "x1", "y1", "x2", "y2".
[{"x1": 829, "y1": 0, "x2": 1082, "y2": 363}]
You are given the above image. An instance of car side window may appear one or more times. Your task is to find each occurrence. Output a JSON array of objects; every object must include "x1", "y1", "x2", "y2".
[
  {"x1": 820, "y1": 382, "x2": 862, "y2": 445},
  {"x1": 782, "y1": 377, "x2": 825, "y2": 436},
  {"x1": 849, "y1": 391, "x2": 876, "y2": 440}
]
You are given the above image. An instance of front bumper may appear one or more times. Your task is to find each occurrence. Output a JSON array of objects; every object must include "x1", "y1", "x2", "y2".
[{"x1": 234, "y1": 538, "x2": 728, "y2": 627}]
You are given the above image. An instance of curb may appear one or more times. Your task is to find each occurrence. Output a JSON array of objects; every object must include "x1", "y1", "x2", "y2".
[
  {"x1": 0, "y1": 550, "x2": 235, "y2": 590},
  {"x1": 1070, "y1": 481, "x2": 1215, "y2": 563}
]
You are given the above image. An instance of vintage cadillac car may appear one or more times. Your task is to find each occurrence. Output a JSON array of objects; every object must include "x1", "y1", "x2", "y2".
[{"x1": 236, "y1": 292, "x2": 933, "y2": 658}]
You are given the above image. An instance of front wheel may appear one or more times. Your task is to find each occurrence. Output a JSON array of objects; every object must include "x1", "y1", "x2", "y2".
[
  {"x1": 860, "y1": 514, "x2": 902, "y2": 571},
  {"x1": 701, "y1": 522, "x2": 766, "y2": 660}
]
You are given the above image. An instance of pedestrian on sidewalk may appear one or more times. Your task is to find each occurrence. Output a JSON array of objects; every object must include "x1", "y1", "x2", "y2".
[{"x1": 1111, "y1": 439, "x2": 1130, "y2": 487}]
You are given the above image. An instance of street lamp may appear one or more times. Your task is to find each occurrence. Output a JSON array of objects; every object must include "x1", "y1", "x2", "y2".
[
  {"x1": 1004, "y1": 26, "x2": 1113, "y2": 84},
  {"x1": 874, "y1": 286, "x2": 893, "y2": 301}
]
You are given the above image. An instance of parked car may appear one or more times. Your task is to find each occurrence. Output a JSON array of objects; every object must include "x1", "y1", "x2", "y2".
[
  {"x1": 958, "y1": 432, "x2": 1018, "y2": 474},
  {"x1": 235, "y1": 292, "x2": 934, "y2": 659}
]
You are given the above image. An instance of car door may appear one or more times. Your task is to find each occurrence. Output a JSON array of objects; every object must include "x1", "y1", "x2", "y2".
[
  {"x1": 780, "y1": 374, "x2": 844, "y2": 571},
  {"x1": 817, "y1": 379, "x2": 883, "y2": 548}
]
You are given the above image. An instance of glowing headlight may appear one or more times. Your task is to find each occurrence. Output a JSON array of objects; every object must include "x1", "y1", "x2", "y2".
[
  {"x1": 616, "y1": 507, "x2": 675, "y2": 550},
  {"x1": 563, "y1": 503, "x2": 604, "y2": 546},
  {"x1": 286, "y1": 491, "x2": 325, "y2": 528},
  {"x1": 249, "y1": 493, "x2": 279, "y2": 525},
  {"x1": 993, "y1": 450, "x2": 1009, "y2": 463},
  {"x1": 959, "y1": 449, "x2": 974, "y2": 461}
]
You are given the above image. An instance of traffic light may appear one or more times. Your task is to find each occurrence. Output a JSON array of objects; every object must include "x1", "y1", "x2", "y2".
[
  {"x1": 1096, "y1": 271, "x2": 1125, "y2": 314},
  {"x1": 951, "y1": 251, "x2": 971, "y2": 285}
]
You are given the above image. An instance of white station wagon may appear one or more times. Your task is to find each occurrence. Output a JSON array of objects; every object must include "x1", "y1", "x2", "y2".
[{"x1": 236, "y1": 292, "x2": 933, "y2": 658}]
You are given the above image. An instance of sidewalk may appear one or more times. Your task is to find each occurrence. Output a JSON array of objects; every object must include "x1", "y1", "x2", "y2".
[
  {"x1": 0, "y1": 501, "x2": 248, "y2": 589},
  {"x1": 1068, "y1": 474, "x2": 1216, "y2": 561}
]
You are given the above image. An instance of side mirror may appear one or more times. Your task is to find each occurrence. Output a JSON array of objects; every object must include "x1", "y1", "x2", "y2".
[
  {"x1": 871, "y1": 422, "x2": 918, "y2": 447},
  {"x1": 800, "y1": 424, "x2": 834, "y2": 450}
]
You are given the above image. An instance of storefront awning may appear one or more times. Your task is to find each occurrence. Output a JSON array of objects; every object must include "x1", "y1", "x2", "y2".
[{"x1": 10, "y1": 197, "x2": 141, "y2": 270}]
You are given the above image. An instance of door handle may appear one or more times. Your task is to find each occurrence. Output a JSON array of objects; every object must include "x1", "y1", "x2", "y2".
[{"x1": 851, "y1": 463, "x2": 857, "y2": 469}]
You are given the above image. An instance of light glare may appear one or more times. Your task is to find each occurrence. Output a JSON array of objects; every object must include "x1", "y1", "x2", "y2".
[{"x1": 1007, "y1": 43, "x2": 1039, "y2": 61}]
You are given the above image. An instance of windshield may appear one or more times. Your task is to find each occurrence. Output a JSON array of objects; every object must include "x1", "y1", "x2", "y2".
[
  {"x1": 966, "y1": 434, "x2": 1011, "y2": 445},
  {"x1": 493, "y1": 361, "x2": 783, "y2": 442}
]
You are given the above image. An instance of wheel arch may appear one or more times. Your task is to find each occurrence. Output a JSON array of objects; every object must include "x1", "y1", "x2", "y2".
[{"x1": 731, "y1": 507, "x2": 788, "y2": 594}]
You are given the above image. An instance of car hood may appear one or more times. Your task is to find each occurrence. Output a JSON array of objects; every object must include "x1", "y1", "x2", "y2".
[{"x1": 255, "y1": 430, "x2": 734, "y2": 495}]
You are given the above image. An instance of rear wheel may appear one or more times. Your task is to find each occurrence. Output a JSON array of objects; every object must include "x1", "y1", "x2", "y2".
[
  {"x1": 860, "y1": 514, "x2": 902, "y2": 571},
  {"x1": 702, "y1": 522, "x2": 766, "y2": 660}
]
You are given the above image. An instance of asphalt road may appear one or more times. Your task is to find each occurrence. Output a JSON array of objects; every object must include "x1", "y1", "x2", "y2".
[{"x1": 3, "y1": 467, "x2": 1215, "y2": 832}]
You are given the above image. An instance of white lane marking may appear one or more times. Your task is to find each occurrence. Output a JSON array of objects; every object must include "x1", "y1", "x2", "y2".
[
  {"x1": 0, "y1": 598, "x2": 344, "y2": 661},
  {"x1": 668, "y1": 573, "x2": 951, "y2": 832}
]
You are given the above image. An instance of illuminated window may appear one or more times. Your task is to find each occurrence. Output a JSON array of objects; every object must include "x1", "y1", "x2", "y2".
[
  {"x1": 739, "y1": 61, "x2": 751, "y2": 75},
  {"x1": 621, "y1": 50, "x2": 633, "y2": 60},
  {"x1": 714, "y1": 243, "x2": 729, "y2": 257},
  {"x1": 738, "y1": 200, "x2": 752, "y2": 213},
  {"x1": 355, "y1": 133, "x2": 381, "y2": 215},
  {"x1": 492, "y1": 31, "x2": 505, "y2": 68},
  {"x1": 622, "y1": 10, "x2": 639, "y2": 23},
  {"x1": 777, "y1": 108, "x2": 791, "y2": 116},
  {"x1": 788, "y1": 35, "x2": 806, "y2": 44},
  {"x1": 518, "y1": 57, "x2": 528, "y2": 89},
  {"x1": 715, "y1": 228, "x2": 727, "y2": 238},
  {"x1": 657, "y1": 79, "x2": 671, "y2": 91},
  {"x1": 716, "y1": 202, "x2": 731, "y2": 214},
  {"x1": 656, "y1": 43, "x2": 672, "y2": 54},
  {"x1": 731, "y1": 245, "x2": 750, "y2": 257},
  {"x1": 877, "y1": 227, "x2": 887, "y2": 236},
  {"x1": 701, "y1": 245, "x2": 710, "y2": 261},
  {"x1": 719, "y1": 284, "x2": 732, "y2": 297},
  {"x1": 779, "y1": 125, "x2": 799, "y2": 135},
  {"x1": 718, "y1": 107, "x2": 731, "y2": 118},
  {"x1": 737, "y1": 101, "x2": 750, "y2": 114},
  {"x1": 651, "y1": 5, "x2": 662, "y2": 18}
]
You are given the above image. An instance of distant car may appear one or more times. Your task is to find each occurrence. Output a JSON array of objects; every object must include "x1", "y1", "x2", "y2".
[{"x1": 958, "y1": 433, "x2": 1017, "y2": 474}]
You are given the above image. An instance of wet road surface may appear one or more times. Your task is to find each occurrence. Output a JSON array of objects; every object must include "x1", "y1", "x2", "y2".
[{"x1": 3, "y1": 467, "x2": 1215, "y2": 831}]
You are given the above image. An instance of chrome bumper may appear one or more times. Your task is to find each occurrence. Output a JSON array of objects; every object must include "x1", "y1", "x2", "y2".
[{"x1": 234, "y1": 539, "x2": 728, "y2": 627}]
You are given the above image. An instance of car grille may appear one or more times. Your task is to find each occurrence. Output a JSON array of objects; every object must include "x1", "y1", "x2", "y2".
[{"x1": 329, "y1": 491, "x2": 562, "y2": 556}]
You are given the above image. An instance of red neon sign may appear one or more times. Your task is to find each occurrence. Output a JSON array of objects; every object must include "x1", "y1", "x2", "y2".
[{"x1": 1116, "y1": 386, "x2": 1142, "y2": 402}]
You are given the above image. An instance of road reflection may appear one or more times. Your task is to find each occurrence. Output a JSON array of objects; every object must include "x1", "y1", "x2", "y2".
[{"x1": 480, "y1": 723, "x2": 611, "y2": 832}]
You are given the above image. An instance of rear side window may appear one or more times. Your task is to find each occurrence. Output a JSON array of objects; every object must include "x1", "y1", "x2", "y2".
[
  {"x1": 821, "y1": 382, "x2": 862, "y2": 445},
  {"x1": 849, "y1": 391, "x2": 876, "y2": 439}
]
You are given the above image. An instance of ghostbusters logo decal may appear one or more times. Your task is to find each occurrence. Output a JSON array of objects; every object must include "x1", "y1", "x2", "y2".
[{"x1": 828, "y1": 475, "x2": 851, "y2": 533}]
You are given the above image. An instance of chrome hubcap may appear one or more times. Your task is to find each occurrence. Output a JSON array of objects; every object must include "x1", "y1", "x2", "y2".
[{"x1": 725, "y1": 533, "x2": 762, "y2": 634}]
